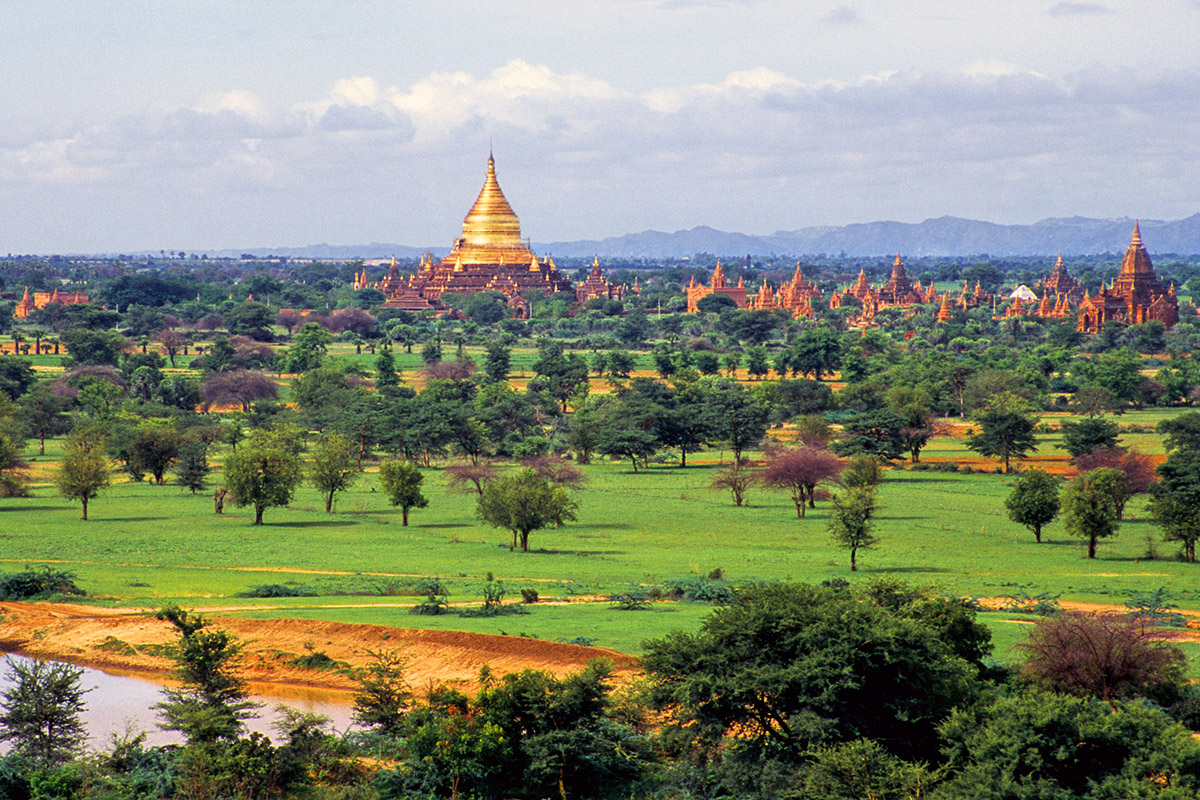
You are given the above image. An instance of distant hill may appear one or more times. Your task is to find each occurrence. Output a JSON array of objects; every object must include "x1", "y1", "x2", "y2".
[
  {"x1": 197, "y1": 214, "x2": 1200, "y2": 261},
  {"x1": 536, "y1": 214, "x2": 1200, "y2": 258}
]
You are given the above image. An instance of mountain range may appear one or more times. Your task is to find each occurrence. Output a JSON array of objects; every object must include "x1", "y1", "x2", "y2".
[{"x1": 206, "y1": 213, "x2": 1200, "y2": 261}]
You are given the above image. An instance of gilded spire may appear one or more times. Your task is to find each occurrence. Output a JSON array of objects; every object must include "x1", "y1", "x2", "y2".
[
  {"x1": 461, "y1": 153, "x2": 523, "y2": 248},
  {"x1": 1132, "y1": 220, "x2": 1142, "y2": 247}
]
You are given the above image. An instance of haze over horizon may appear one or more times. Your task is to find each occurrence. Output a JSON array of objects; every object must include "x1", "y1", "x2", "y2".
[{"x1": 3, "y1": 1, "x2": 1199, "y2": 254}]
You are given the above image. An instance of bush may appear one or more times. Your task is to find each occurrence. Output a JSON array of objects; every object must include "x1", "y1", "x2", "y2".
[
  {"x1": 238, "y1": 584, "x2": 316, "y2": 598},
  {"x1": 662, "y1": 576, "x2": 735, "y2": 603},
  {"x1": 610, "y1": 589, "x2": 652, "y2": 611},
  {"x1": 520, "y1": 588, "x2": 540, "y2": 604},
  {"x1": 1002, "y1": 591, "x2": 1061, "y2": 616},
  {"x1": 0, "y1": 568, "x2": 85, "y2": 600}
]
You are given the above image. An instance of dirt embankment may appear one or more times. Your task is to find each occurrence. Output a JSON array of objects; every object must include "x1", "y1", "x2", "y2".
[{"x1": 0, "y1": 602, "x2": 637, "y2": 695}]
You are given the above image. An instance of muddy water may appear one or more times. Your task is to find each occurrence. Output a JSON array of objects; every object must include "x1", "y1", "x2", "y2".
[{"x1": 0, "y1": 654, "x2": 357, "y2": 749}]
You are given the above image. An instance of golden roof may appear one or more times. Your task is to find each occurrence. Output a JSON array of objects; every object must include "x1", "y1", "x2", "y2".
[{"x1": 461, "y1": 154, "x2": 523, "y2": 249}]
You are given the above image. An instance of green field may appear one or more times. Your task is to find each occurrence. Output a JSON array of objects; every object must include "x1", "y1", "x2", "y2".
[{"x1": 4, "y1": 405, "x2": 1198, "y2": 667}]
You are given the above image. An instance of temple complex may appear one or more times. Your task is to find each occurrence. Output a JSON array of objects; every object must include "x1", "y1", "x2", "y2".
[
  {"x1": 1042, "y1": 254, "x2": 1085, "y2": 305},
  {"x1": 685, "y1": 260, "x2": 747, "y2": 312},
  {"x1": 1076, "y1": 222, "x2": 1178, "y2": 332},
  {"x1": 746, "y1": 263, "x2": 823, "y2": 318},
  {"x1": 576, "y1": 256, "x2": 633, "y2": 304},
  {"x1": 369, "y1": 154, "x2": 575, "y2": 316},
  {"x1": 13, "y1": 287, "x2": 89, "y2": 319}
]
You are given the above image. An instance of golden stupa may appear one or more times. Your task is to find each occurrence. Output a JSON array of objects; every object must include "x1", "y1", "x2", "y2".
[{"x1": 378, "y1": 153, "x2": 573, "y2": 312}]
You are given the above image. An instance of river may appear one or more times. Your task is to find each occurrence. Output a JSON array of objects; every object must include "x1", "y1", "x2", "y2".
[{"x1": 0, "y1": 654, "x2": 357, "y2": 750}]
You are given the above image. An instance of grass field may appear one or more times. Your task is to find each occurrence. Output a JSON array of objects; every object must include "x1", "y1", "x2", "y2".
[{"x1": 4, "y1": 403, "x2": 1199, "y2": 668}]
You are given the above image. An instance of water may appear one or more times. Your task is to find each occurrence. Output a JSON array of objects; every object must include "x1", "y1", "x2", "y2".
[{"x1": 0, "y1": 654, "x2": 357, "y2": 750}]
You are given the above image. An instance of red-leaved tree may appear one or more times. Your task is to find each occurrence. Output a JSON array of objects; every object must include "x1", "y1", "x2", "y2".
[
  {"x1": 1019, "y1": 612, "x2": 1186, "y2": 704},
  {"x1": 760, "y1": 445, "x2": 844, "y2": 518},
  {"x1": 444, "y1": 460, "x2": 503, "y2": 497},
  {"x1": 200, "y1": 370, "x2": 278, "y2": 412}
]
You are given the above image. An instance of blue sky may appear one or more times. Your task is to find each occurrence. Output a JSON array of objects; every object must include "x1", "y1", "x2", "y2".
[{"x1": 3, "y1": 1, "x2": 1199, "y2": 252}]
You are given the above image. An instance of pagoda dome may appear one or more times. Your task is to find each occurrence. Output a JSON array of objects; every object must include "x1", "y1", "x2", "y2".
[{"x1": 461, "y1": 154, "x2": 523, "y2": 249}]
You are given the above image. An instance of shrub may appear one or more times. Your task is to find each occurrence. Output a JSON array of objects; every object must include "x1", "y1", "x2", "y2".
[
  {"x1": 610, "y1": 589, "x2": 652, "y2": 611},
  {"x1": 662, "y1": 576, "x2": 735, "y2": 603},
  {"x1": 520, "y1": 588, "x2": 539, "y2": 604},
  {"x1": 1125, "y1": 587, "x2": 1186, "y2": 628},
  {"x1": 1002, "y1": 591, "x2": 1061, "y2": 616},
  {"x1": 0, "y1": 568, "x2": 85, "y2": 600},
  {"x1": 238, "y1": 584, "x2": 316, "y2": 598}
]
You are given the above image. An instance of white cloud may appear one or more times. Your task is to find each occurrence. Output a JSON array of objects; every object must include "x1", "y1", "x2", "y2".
[
  {"x1": 820, "y1": 7, "x2": 863, "y2": 25},
  {"x1": 1048, "y1": 2, "x2": 1114, "y2": 16},
  {"x1": 2, "y1": 60, "x2": 1200, "y2": 250}
]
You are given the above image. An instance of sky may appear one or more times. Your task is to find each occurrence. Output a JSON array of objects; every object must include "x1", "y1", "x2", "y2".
[{"x1": 2, "y1": 0, "x2": 1200, "y2": 253}]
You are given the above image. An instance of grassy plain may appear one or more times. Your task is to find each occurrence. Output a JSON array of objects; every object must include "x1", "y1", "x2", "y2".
[
  {"x1": 4, "y1": 404, "x2": 1199, "y2": 666},
  {"x1": 5, "y1": 342, "x2": 1197, "y2": 667}
]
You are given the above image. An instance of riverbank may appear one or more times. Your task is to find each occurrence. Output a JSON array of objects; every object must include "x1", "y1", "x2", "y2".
[{"x1": 0, "y1": 601, "x2": 638, "y2": 696}]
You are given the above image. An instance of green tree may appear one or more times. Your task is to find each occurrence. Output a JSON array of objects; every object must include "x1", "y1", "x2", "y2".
[
  {"x1": 1060, "y1": 416, "x2": 1120, "y2": 459},
  {"x1": 379, "y1": 459, "x2": 428, "y2": 525},
  {"x1": 1005, "y1": 468, "x2": 1061, "y2": 543},
  {"x1": 965, "y1": 400, "x2": 1039, "y2": 473},
  {"x1": 280, "y1": 322, "x2": 331, "y2": 373},
  {"x1": 482, "y1": 341, "x2": 512, "y2": 383},
  {"x1": 54, "y1": 431, "x2": 110, "y2": 520},
  {"x1": 831, "y1": 410, "x2": 909, "y2": 461},
  {"x1": 936, "y1": 690, "x2": 1200, "y2": 799},
  {"x1": 0, "y1": 658, "x2": 88, "y2": 766},
  {"x1": 309, "y1": 432, "x2": 360, "y2": 513},
  {"x1": 1151, "y1": 446, "x2": 1200, "y2": 562},
  {"x1": 60, "y1": 329, "x2": 127, "y2": 366},
  {"x1": 374, "y1": 347, "x2": 400, "y2": 389},
  {"x1": 790, "y1": 326, "x2": 842, "y2": 380},
  {"x1": 175, "y1": 440, "x2": 210, "y2": 495},
  {"x1": 154, "y1": 606, "x2": 258, "y2": 743},
  {"x1": 1062, "y1": 468, "x2": 1124, "y2": 558},
  {"x1": 130, "y1": 418, "x2": 181, "y2": 484},
  {"x1": 352, "y1": 649, "x2": 411, "y2": 736},
  {"x1": 478, "y1": 468, "x2": 578, "y2": 551},
  {"x1": 222, "y1": 429, "x2": 303, "y2": 524},
  {"x1": 827, "y1": 486, "x2": 878, "y2": 571},
  {"x1": 642, "y1": 582, "x2": 979, "y2": 763},
  {"x1": 703, "y1": 380, "x2": 769, "y2": 464}
]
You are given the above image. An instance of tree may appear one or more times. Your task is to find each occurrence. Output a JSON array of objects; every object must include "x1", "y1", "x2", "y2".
[
  {"x1": 1151, "y1": 446, "x2": 1200, "y2": 562},
  {"x1": 379, "y1": 459, "x2": 428, "y2": 525},
  {"x1": 308, "y1": 432, "x2": 360, "y2": 513},
  {"x1": 710, "y1": 463, "x2": 753, "y2": 506},
  {"x1": 827, "y1": 486, "x2": 878, "y2": 571},
  {"x1": 937, "y1": 689, "x2": 1200, "y2": 799},
  {"x1": 1005, "y1": 468, "x2": 1061, "y2": 543},
  {"x1": 482, "y1": 341, "x2": 512, "y2": 383},
  {"x1": 964, "y1": 401, "x2": 1039, "y2": 473},
  {"x1": 477, "y1": 468, "x2": 578, "y2": 551},
  {"x1": 595, "y1": 419, "x2": 659, "y2": 472},
  {"x1": 0, "y1": 355, "x2": 36, "y2": 400},
  {"x1": 0, "y1": 658, "x2": 88, "y2": 765},
  {"x1": 444, "y1": 460, "x2": 502, "y2": 497},
  {"x1": 225, "y1": 301, "x2": 274, "y2": 341},
  {"x1": 703, "y1": 380, "x2": 769, "y2": 464},
  {"x1": 176, "y1": 440, "x2": 210, "y2": 494},
  {"x1": 154, "y1": 328, "x2": 188, "y2": 368},
  {"x1": 222, "y1": 429, "x2": 303, "y2": 524},
  {"x1": 641, "y1": 582, "x2": 979, "y2": 762},
  {"x1": 60, "y1": 329, "x2": 127, "y2": 366},
  {"x1": 789, "y1": 326, "x2": 842, "y2": 380},
  {"x1": 200, "y1": 370, "x2": 278, "y2": 412},
  {"x1": 830, "y1": 410, "x2": 909, "y2": 461},
  {"x1": 374, "y1": 347, "x2": 400, "y2": 389},
  {"x1": 54, "y1": 431, "x2": 110, "y2": 520},
  {"x1": 131, "y1": 418, "x2": 182, "y2": 484},
  {"x1": 353, "y1": 649, "x2": 411, "y2": 736},
  {"x1": 1060, "y1": 416, "x2": 1120, "y2": 459},
  {"x1": 1062, "y1": 468, "x2": 1124, "y2": 558},
  {"x1": 1018, "y1": 613, "x2": 1187, "y2": 704},
  {"x1": 760, "y1": 445, "x2": 843, "y2": 518},
  {"x1": 154, "y1": 606, "x2": 258, "y2": 743},
  {"x1": 840, "y1": 454, "x2": 884, "y2": 489},
  {"x1": 279, "y1": 322, "x2": 331, "y2": 373}
]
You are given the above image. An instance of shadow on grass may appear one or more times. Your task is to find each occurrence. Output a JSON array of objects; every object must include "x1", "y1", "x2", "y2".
[
  {"x1": 266, "y1": 519, "x2": 358, "y2": 528},
  {"x1": 531, "y1": 549, "x2": 627, "y2": 556},
  {"x1": 95, "y1": 517, "x2": 173, "y2": 522},
  {"x1": 581, "y1": 523, "x2": 632, "y2": 531},
  {"x1": 865, "y1": 566, "x2": 950, "y2": 574},
  {"x1": 891, "y1": 475, "x2": 965, "y2": 483},
  {"x1": 417, "y1": 523, "x2": 470, "y2": 529},
  {"x1": 0, "y1": 506, "x2": 68, "y2": 513}
]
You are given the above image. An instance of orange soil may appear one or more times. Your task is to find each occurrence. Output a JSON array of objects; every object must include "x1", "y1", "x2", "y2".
[{"x1": 0, "y1": 602, "x2": 637, "y2": 696}]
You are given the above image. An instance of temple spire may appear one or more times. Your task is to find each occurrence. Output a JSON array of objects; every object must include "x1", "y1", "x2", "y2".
[{"x1": 1132, "y1": 219, "x2": 1142, "y2": 247}]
